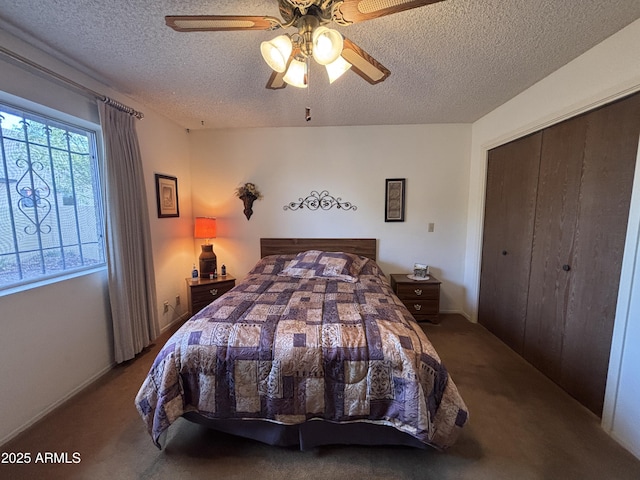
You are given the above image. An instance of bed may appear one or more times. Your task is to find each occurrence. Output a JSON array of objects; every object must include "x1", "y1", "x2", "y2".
[{"x1": 136, "y1": 238, "x2": 468, "y2": 450}]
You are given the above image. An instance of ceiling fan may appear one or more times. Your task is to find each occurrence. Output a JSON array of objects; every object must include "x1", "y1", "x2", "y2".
[{"x1": 166, "y1": 0, "x2": 444, "y2": 90}]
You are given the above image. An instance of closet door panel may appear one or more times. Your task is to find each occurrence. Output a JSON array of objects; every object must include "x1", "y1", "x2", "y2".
[
  {"x1": 523, "y1": 115, "x2": 587, "y2": 382},
  {"x1": 479, "y1": 133, "x2": 542, "y2": 354},
  {"x1": 561, "y1": 93, "x2": 640, "y2": 415}
]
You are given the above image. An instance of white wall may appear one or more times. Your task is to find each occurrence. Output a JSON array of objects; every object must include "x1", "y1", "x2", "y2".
[
  {"x1": 0, "y1": 271, "x2": 112, "y2": 442},
  {"x1": 609, "y1": 140, "x2": 640, "y2": 459},
  {"x1": 465, "y1": 19, "x2": 640, "y2": 458},
  {"x1": 188, "y1": 124, "x2": 471, "y2": 314},
  {"x1": 136, "y1": 100, "x2": 194, "y2": 331},
  {"x1": 0, "y1": 27, "x2": 190, "y2": 444}
]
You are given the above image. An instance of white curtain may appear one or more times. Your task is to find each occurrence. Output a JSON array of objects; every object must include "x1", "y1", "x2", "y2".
[{"x1": 98, "y1": 101, "x2": 159, "y2": 363}]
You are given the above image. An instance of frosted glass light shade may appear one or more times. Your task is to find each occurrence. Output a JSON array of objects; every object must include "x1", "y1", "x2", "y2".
[
  {"x1": 312, "y1": 26, "x2": 343, "y2": 65},
  {"x1": 326, "y1": 56, "x2": 352, "y2": 83},
  {"x1": 283, "y1": 59, "x2": 308, "y2": 88},
  {"x1": 260, "y1": 35, "x2": 292, "y2": 72}
]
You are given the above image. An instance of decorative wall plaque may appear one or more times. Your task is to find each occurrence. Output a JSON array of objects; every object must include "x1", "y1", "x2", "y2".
[{"x1": 284, "y1": 190, "x2": 357, "y2": 212}]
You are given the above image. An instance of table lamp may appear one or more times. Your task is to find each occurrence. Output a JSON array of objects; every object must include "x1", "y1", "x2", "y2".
[{"x1": 194, "y1": 216, "x2": 217, "y2": 278}]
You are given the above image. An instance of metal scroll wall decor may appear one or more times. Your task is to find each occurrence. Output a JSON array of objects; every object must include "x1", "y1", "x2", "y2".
[{"x1": 283, "y1": 190, "x2": 357, "y2": 211}]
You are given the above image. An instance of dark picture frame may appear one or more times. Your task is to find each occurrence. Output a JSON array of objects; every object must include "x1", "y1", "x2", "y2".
[
  {"x1": 155, "y1": 174, "x2": 179, "y2": 218},
  {"x1": 385, "y1": 178, "x2": 405, "y2": 222}
]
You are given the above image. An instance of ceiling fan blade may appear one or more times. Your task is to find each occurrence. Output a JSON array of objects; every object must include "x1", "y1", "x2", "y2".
[
  {"x1": 341, "y1": 38, "x2": 390, "y2": 85},
  {"x1": 265, "y1": 48, "x2": 300, "y2": 90},
  {"x1": 165, "y1": 15, "x2": 283, "y2": 32},
  {"x1": 266, "y1": 70, "x2": 287, "y2": 90},
  {"x1": 333, "y1": 0, "x2": 444, "y2": 24}
]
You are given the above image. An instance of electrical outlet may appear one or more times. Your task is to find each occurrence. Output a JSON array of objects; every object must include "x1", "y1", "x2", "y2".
[
  {"x1": 175, "y1": 295, "x2": 180, "y2": 306},
  {"x1": 428, "y1": 222, "x2": 435, "y2": 232},
  {"x1": 163, "y1": 301, "x2": 169, "y2": 313}
]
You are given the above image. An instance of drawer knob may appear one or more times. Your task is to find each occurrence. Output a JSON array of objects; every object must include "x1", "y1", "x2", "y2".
[
  {"x1": 414, "y1": 289, "x2": 423, "y2": 296},
  {"x1": 414, "y1": 304, "x2": 422, "y2": 311},
  {"x1": 209, "y1": 289, "x2": 218, "y2": 296}
]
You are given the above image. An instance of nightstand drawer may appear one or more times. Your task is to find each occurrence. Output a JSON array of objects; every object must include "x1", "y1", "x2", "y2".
[
  {"x1": 401, "y1": 299, "x2": 439, "y2": 316},
  {"x1": 390, "y1": 273, "x2": 441, "y2": 324},
  {"x1": 395, "y1": 283, "x2": 439, "y2": 300},
  {"x1": 186, "y1": 276, "x2": 236, "y2": 317},
  {"x1": 191, "y1": 282, "x2": 234, "y2": 304}
]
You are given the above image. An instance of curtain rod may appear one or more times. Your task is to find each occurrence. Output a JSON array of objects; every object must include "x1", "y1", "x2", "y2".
[{"x1": 0, "y1": 45, "x2": 144, "y2": 119}]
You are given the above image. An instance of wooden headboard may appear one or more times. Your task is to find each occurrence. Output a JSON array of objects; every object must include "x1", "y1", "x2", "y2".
[{"x1": 260, "y1": 238, "x2": 377, "y2": 261}]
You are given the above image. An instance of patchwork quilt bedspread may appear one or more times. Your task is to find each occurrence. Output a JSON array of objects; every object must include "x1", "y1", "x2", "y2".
[{"x1": 136, "y1": 253, "x2": 468, "y2": 449}]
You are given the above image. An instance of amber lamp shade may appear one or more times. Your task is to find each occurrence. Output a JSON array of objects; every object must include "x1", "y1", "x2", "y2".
[{"x1": 194, "y1": 217, "x2": 217, "y2": 277}]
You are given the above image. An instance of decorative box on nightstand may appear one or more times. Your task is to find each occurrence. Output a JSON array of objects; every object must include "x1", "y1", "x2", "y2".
[
  {"x1": 186, "y1": 275, "x2": 236, "y2": 317},
  {"x1": 390, "y1": 273, "x2": 441, "y2": 324}
]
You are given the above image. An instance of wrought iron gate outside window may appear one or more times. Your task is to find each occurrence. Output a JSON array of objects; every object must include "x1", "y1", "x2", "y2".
[{"x1": 0, "y1": 102, "x2": 105, "y2": 290}]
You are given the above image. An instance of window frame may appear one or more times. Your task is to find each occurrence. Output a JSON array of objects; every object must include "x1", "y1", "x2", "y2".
[{"x1": 0, "y1": 96, "x2": 106, "y2": 295}]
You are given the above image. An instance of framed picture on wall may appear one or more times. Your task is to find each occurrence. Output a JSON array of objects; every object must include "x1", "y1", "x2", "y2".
[
  {"x1": 155, "y1": 174, "x2": 179, "y2": 218},
  {"x1": 385, "y1": 178, "x2": 405, "y2": 222}
]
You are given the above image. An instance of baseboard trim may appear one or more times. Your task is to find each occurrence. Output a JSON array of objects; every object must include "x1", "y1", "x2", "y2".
[
  {"x1": 440, "y1": 309, "x2": 472, "y2": 321},
  {"x1": 0, "y1": 362, "x2": 115, "y2": 448},
  {"x1": 160, "y1": 312, "x2": 190, "y2": 334},
  {"x1": 609, "y1": 431, "x2": 640, "y2": 462},
  {"x1": 1, "y1": 313, "x2": 190, "y2": 448}
]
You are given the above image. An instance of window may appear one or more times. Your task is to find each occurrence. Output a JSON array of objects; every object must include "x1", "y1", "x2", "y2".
[{"x1": 0, "y1": 102, "x2": 105, "y2": 290}]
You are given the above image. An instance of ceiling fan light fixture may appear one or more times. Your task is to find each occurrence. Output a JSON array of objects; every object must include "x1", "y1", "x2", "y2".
[
  {"x1": 283, "y1": 58, "x2": 308, "y2": 88},
  {"x1": 326, "y1": 56, "x2": 352, "y2": 84},
  {"x1": 260, "y1": 35, "x2": 293, "y2": 73},
  {"x1": 311, "y1": 26, "x2": 344, "y2": 65},
  {"x1": 166, "y1": 0, "x2": 403, "y2": 90}
]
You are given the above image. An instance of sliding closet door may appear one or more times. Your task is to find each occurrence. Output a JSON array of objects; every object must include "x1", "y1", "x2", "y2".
[
  {"x1": 481, "y1": 92, "x2": 640, "y2": 416},
  {"x1": 479, "y1": 133, "x2": 542, "y2": 354},
  {"x1": 523, "y1": 114, "x2": 587, "y2": 383},
  {"x1": 560, "y1": 93, "x2": 640, "y2": 415}
]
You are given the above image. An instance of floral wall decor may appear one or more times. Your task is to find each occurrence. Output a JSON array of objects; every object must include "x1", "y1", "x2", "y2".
[{"x1": 235, "y1": 182, "x2": 262, "y2": 220}]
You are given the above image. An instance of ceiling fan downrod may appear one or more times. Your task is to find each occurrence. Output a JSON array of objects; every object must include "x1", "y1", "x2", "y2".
[{"x1": 298, "y1": 15, "x2": 319, "y2": 58}]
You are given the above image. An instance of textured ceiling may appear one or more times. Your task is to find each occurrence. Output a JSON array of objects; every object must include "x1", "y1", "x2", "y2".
[{"x1": 0, "y1": 1, "x2": 639, "y2": 130}]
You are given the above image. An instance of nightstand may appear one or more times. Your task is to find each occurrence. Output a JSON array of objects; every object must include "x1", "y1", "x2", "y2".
[
  {"x1": 390, "y1": 273, "x2": 441, "y2": 324},
  {"x1": 186, "y1": 275, "x2": 236, "y2": 317}
]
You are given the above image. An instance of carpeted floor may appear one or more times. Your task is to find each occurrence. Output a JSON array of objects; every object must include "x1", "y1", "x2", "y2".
[{"x1": 2, "y1": 314, "x2": 640, "y2": 479}]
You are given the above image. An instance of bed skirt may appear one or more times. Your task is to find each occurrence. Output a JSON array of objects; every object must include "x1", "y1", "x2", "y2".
[{"x1": 181, "y1": 413, "x2": 429, "y2": 451}]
